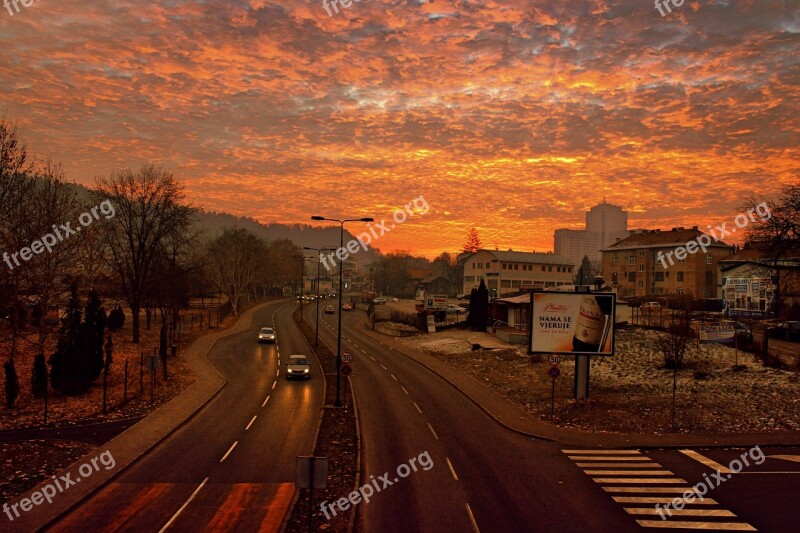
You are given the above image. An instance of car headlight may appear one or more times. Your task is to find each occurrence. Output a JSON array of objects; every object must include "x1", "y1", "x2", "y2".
[{"x1": 303, "y1": 369, "x2": 309, "y2": 373}]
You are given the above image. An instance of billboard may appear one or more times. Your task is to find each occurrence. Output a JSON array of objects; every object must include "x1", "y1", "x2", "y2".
[{"x1": 529, "y1": 292, "x2": 616, "y2": 356}]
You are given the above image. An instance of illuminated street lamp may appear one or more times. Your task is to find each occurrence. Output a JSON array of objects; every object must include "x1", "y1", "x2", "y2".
[
  {"x1": 311, "y1": 215, "x2": 374, "y2": 407},
  {"x1": 304, "y1": 246, "x2": 335, "y2": 347}
]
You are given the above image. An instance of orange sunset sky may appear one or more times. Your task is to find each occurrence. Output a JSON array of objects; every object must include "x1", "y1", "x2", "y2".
[{"x1": 1, "y1": 0, "x2": 798, "y2": 258}]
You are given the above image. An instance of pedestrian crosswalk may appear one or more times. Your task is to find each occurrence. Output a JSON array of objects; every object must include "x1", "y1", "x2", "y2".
[{"x1": 562, "y1": 449, "x2": 756, "y2": 531}]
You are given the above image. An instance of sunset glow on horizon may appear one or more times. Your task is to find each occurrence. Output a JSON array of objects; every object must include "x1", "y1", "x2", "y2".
[{"x1": 2, "y1": 0, "x2": 797, "y2": 258}]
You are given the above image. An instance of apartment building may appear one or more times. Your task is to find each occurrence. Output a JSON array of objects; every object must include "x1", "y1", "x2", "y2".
[{"x1": 463, "y1": 249, "x2": 574, "y2": 297}]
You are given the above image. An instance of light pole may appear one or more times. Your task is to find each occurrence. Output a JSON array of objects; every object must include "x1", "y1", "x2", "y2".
[
  {"x1": 304, "y1": 246, "x2": 335, "y2": 347},
  {"x1": 311, "y1": 215, "x2": 374, "y2": 407},
  {"x1": 293, "y1": 255, "x2": 312, "y2": 323}
]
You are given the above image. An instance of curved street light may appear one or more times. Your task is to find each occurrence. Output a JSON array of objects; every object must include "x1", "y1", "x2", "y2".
[
  {"x1": 310, "y1": 215, "x2": 374, "y2": 407},
  {"x1": 303, "y1": 246, "x2": 336, "y2": 347}
]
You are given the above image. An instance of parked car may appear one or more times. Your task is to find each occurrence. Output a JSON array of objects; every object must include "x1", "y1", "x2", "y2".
[
  {"x1": 640, "y1": 301, "x2": 661, "y2": 310},
  {"x1": 286, "y1": 354, "x2": 311, "y2": 380},
  {"x1": 733, "y1": 322, "x2": 753, "y2": 344},
  {"x1": 446, "y1": 304, "x2": 467, "y2": 314},
  {"x1": 391, "y1": 297, "x2": 399, "y2": 302},
  {"x1": 770, "y1": 321, "x2": 800, "y2": 341},
  {"x1": 324, "y1": 305, "x2": 335, "y2": 314},
  {"x1": 373, "y1": 297, "x2": 387, "y2": 305},
  {"x1": 342, "y1": 303, "x2": 353, "y2": 311},
  {"x1": 257, "y1": 327, "x2": 276, "y2": 343}
]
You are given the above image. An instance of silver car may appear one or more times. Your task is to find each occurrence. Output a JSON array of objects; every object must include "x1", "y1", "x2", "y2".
[
  {"x1": 286, "y1": 354, "x2": 311, "y2": 380},
  {"x1": 257, "y1": 327, "x2": 276, "y2": 343}
]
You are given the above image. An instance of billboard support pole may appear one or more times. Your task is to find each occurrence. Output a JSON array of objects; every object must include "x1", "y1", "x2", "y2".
[{"x1": 574, "y1": 355, "x2": 590, "y2": 400}]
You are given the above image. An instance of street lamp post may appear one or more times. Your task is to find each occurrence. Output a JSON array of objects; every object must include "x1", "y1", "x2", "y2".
[
  {"x1": 293, "y1": 255, "x2": 312, "y2": 323},
  {"x1": 304, "y1": 246, "x2": 335, "y2": 347},
  {"x1": 311, "y1": 215, "x2": 374, "y2": 407}
]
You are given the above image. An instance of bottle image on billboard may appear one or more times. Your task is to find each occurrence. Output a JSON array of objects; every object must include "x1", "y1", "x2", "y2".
[{"x1": 572, "y1": 295, "x2": 612, "y2": 353}]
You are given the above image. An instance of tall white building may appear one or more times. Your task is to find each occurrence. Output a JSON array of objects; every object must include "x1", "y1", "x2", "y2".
[{"x1": 554, "y1": 201, "x2": 629, "y2": 265}]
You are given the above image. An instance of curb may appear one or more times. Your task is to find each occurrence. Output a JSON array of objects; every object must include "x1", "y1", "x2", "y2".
[
  {"x1": 356, "y1": 320, "x2": 800, "y2": 449},
  {"x1": 6, "y1": 300, "x2": 277, "y2": 532}
]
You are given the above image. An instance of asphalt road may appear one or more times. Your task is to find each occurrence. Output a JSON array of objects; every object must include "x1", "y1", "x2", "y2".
[
  {"x1": 310, "y1": 303, "x2": 800, "y2": 532},
  {"x1": 50, "y1": 299, "x2": 324, "y2": 532}
]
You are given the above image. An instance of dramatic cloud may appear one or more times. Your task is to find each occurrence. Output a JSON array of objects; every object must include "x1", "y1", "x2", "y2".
[{"x1": 1, "y1": 0, "x2": 798, "y2": 256}]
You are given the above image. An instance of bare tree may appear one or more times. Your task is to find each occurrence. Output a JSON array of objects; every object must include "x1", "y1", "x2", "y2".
[
  {"x1": 206, "y1": 227, "x2": 265, "y2": 316},
  {"x1": 655, "y1": 310, "x2": 694, "y2": 431},
  {"x1": 96, "y1": 164, "x2": 195, "y2": 343}
]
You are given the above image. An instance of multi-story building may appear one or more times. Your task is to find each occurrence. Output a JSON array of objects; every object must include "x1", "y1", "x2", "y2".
[
  {"x1": 463, "y1": 249, "x2": 575, "y2": 298},
  {"x1": 554, "y1": 201, "x2": 629, "y2": 264},
  {"x1": 601, "y1": 227, "x2": 732, "y2": 299}
]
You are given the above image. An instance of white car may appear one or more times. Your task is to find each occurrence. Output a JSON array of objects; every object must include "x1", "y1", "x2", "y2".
[
  {"x1": 446, "y1": 304, "x2": 467, "y2": 314},
  {"x1": 257, "y1": 327, "x2": 276, "y2": 343},
  {"x1": 373, "y1": 297, "x2": 387, "y2": 304},
  {"x1": 286, "y1": 354, "x2": 311, "y2": 380}
]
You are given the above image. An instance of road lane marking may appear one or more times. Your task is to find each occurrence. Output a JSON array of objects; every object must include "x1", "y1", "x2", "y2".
[
  {"x1": 564, "y1": 450, "x2": 644, "y2": 454},
  {"x1": 446, "y1": 457, "x2": 458, "y2": 481},
  {"x1": 427, "y1": 423, "x2": 439, "y2": 440},
  {"x1": 612, "y1": 497, "x2": 719, "y2": 505},
  {"x1": 380, "y1": 364, "x2": 387, "y2": 370},
  {"x1": 578, "y1": 462, "x2": 662, "y2": 468},
  {"x1": 625, "y1": 508, "x2": 735, "y2": 517},
  {"x1": 635, "y1": 520, "x2": 755, "y2": 530},
  {"x1": 391, "y1": 374, "x2": 398, "y2": 381},
  {"x1": 592, "y1": 477, "x2": 686, "y2": 484},
  {"x1": 603, "y1": 487, "x2": 701, "y2": 493},
  {"x1": 369, "y1": 356, "x2": 376, "y2": 361},
  {"x1": 584, "y1": 470, "x2": 675, "y2": 476},
  {"x1": 262, "y1": 395, "x2": 270, "y2": 407},
  {"x1": 361, "y1": 349, "x2": 367, "y2": 353},
  {"x1": 159, "y1": 477, "x2": 208, "y2": 533},
  {"x1": 246, "y1": 415, "x2": 257, "y2": 430},
  {"x1": 401, "y1": 386, "x2": 409, "y2": 395},
  {"x1": 276, "y1": 369, "x2": 280, "y2": 377},
  {"x1": 413, "y1": 402, "x2": 422, "y2": 414},
  {"x1": 220, "y1": 441, "x2": 238, "y2": 462},
  {"x1": 465, "y1": 503, "x2": 480, "y2": 532},
  {"x1": 679, "y1": 450, "x2": 732, "y2": 474},
  {"x1": 272, "y1": 381, "x2": 277, "y2": 389},
  {"x1": 569, "y1": 456, "x2": 650, "y2": 461}
]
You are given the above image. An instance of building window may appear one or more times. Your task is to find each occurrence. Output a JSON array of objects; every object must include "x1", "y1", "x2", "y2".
[
  {"x1": 464, "y1": 276, "x2": 475, "y2": 282},
  {"x1": 501, "y1": 280, "x2": 511, "y2": 288},
  {"x1": 514, "y1": 264, "x2": 519, "y2": 270},
  {"x1": 557, "y1": 267, "x2": 561, "y2": 273},
  {"x1": 705, "y1": 271, "x2": 713, "y2": 284},
  {"x1": 628, "y1": 272, "x2": 636, "y2": 282},
  {"x1": 613, "y1": 256, "x2": 618, "y2": 266},
  {"x1": 534, "y1": 281, "x2": 544, "y2": 289},
  {"x1": 548, "y1": 266, "x2": 552, "y2": 272},
  {"x1": 629, "y1": 256, "x2": 636, "y2": 265},
  {"x1": 677, "y1": 288, "x2": 684, "y2": 295},
  {"x1": 655, "y1": 272, "x2": 664, "y2": 282},
  {"x1": 541, "y1": 266, "x2": 546, "y2": 272},
  {"x1": 677, "y1": 272, "x2": 684, "y2": 282},
  {"x1": 638, "y1": 265, "x2": 644, "y2": 272},
  {"x1": 638, "y1": 281, "x2": 644, "y2": 289},
  {"x1": 706, "y1": 254, "x2": 712, "y2": 265},
  {"x1": 639, "y1": 251, "x2": 645, "y2": 257},
  {"x1": 512, "y1": 280, "x2": 521, "y2": 288},
  {"x1": 544, "y1": 281, "x2": 556, "y2": 288},
  {"x1": 567, "y1": 267, "x2": 572, "y2": 273}
]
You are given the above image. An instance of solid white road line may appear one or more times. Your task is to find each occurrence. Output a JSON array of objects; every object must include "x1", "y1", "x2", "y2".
[
  {"x1": 220, "y1": 441, "x2": 238, "y2": 462},
  {"x1": 262, "y1": 395, "x2": 270, "y2": 407},
  {"x1": 465, "y1": 503, "x2": 481, "y2": 532},
  {"x1": 428, "y1": 423, "x2": 439, "y2": 440},
  {"x1": 159, "y1": 477, "x2": 209, "y2": 533},
  {"x1": 413, "y1": 401, "x2": 422, "y2": 414},
  {"x1": 679, "y1": 449, "x2": 732, "y2": 474},
  {"x1": 246, "y1": 415, "x2": 257, "y2": 430},
  {"x1": 446, "y1": 457, "x2": 459, "y2": 481}
]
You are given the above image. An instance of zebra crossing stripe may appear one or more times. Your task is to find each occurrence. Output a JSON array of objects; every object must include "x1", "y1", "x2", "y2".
[{"x1": 635, "y1": 520, "x2": 756, "y2": 530}]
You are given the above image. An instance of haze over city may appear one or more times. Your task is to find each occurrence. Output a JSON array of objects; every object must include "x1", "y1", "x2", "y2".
[{"x1": 2, "y1": 0, "x2": 798, "y2": 257}]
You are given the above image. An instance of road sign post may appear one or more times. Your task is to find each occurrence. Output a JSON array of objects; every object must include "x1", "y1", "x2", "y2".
[
  {"x1": 296, "y1": 456, "x2": 328, "y2": 532},
  {"x1": 341, "y1": 362, "x2": 352, "y2": 407},
  {"x1": 548, "y1": 365, "x2": 561, "y2": 420},
  {"x1": 341, "y1": 352, "x2": 352, "y2": 364}
]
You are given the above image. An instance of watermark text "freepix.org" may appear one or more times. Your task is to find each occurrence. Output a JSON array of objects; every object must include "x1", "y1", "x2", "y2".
[{"x1": 4, "y1": 0, "x2": 40, "y2": 17}]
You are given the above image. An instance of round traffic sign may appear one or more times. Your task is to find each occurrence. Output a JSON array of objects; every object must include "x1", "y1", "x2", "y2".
[
  {"x1": 548, "y1": 355, "x2": 561, "y2": 366},
  {"x1": 341, "y1": 352, "x2": 352, "y2": 364},
  {"x1": 548, "y1": 366, "x2": 560, "y2": 379},
  {"x1": 340, "y1": 363, "x2": 352, "y2": 376}
]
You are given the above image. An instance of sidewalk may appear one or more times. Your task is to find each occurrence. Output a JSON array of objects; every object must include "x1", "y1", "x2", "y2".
[
  {"x1": 4, "y1": 301, "x2": 273, "y2": 532},
  {"x1": 356, "y1": 320, "x2": 800, "y2": 449}
]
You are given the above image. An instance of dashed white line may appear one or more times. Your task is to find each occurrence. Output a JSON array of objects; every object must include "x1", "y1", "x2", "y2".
[
  {"x1": 446, "y1": 457, "x2": 459, "y2": 480},
  {"x1": 427, "y1": 423, "x2": 439, "y2": 440},
  {"x1": 401, "y1": 386, "x2": 409, "y2": 395},
  {"x1": 465, "y1": 503, "x2": 480, "y2": 532},
  {"x1": 391, "y1": 374, "x2": 398, "y2": 382},
  {"x1": 159, "y1": 477, "x2": 208, "y2": 533},
  {"x1": 380, "y1": 364, "x2": 387, "y2": 371},
  {"x1": 276, "y1": 369, "x2": 280, "y2": 377},
  {"x1": 246, "y1": 415, "x2": 257, "y2": 430},
  {"x1": 272, "y1": 381, "x2": 277, "y2": 389},
  {"x1": 361, "y1": 349, "x2": 367, "y2": 354},
  {"x1": 413, "y1": 401, "x2": 422, "y2": 414},
  {"x1": 220, "y1": 441, "x2": 238, "y2": 463},
  {"x1": 262, "y1": 395, "x2": 270, "y2": 407},
  {"x1": 369, "y1": 356, "x2": 376, "y2": 361}
]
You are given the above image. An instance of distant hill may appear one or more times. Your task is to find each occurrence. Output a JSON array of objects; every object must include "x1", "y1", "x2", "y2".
[{"x1": 62, "y1": 181, "x2": 380, "y2": 264}]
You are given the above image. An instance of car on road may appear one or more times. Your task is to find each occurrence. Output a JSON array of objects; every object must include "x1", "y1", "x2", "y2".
[
  {"x1": 373, "y1": 297, "x2": 387, "y2": 304},
  {"x1": 640, "y1": 301, "x2": 661, "y2": 310},
  {"x1": 769, "y1": 321, "x2": 800, "y2": 341},
  {"x1": 324, "y1": 305, "x2": 335, "y2": 314},
  {"x1": 257, "y1": 327, "x2": 276, "y2": 343},
  {"x1": 286, "y1": 354, "x2": 311, "y2": 380},
  {"x1": 342, "y1": 303, "x2": 353, "y2": 311},
  {"x1": 733, "y1": 322, "x2": 753, "y2": 343},
  {"x1": 391, "y1": 297, "x2": 399, "y2": 302},
  {"x1": 446, "y1": 304, "x2": 467, "y2": 314}
]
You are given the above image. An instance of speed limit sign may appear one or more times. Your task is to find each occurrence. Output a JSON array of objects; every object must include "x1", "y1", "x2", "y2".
[
  {"x1": 548, "y1": 355, "x2": 561, "y2": 366},
  {"x1": 341, "y1": 352, "x2": 352, "y2": 364}
]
